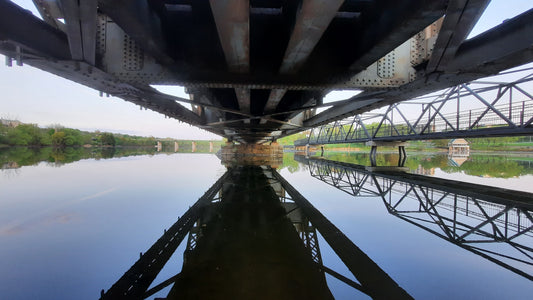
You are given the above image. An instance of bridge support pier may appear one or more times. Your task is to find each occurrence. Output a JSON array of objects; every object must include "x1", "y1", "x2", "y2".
[
  {"x1": 366, "y1": 141, "x2": 407, "y2": 167},
  {"x1": 220, "y1": 142, "x2": 283, "y2": 168}
]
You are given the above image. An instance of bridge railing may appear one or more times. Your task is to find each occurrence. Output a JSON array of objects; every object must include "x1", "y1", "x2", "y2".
[{"x1": 300, "y1": 67, "x2": 533, "y2": 145}]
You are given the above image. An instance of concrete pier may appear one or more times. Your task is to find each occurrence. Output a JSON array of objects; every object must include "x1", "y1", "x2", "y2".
[
  {"x1": 366, "y1": 141, "x2": 407, "y2": 167},
  {"x1": 220, "y1": 142, "x2": 283, "y2": 168}
]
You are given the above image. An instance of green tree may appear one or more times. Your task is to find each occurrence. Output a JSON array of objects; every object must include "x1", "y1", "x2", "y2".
[
  {"x1": 7, "y1": 124, "x2": 51, "y2": 146},
  {"x1": 62, "y1": 128, "x2": 83, "y2": 146},
  {"x1": 51, "y1": 131, "x2": 67, "y2": 147},
  {"x1": 100, "y1": 133, "x2": 116, "y2": 146}
]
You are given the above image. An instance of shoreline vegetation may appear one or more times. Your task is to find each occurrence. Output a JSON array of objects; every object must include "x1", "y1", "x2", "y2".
[
  {"x1": 1, "y1": 120, "x2": 531, "y2": 153},
  {"x1": 0, "y1": 120, "x2": 222, "y2": 150}
]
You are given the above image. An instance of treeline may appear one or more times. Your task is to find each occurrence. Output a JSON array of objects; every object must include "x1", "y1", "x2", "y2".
[
  {"x1": 0, "y1": 123, "x2": 117, "y2": 147},
  {"x1": 278, "y1": 129, "x2": 532, "y2": 152},
  {"x1": 0, "y1": 121, "x2": 221, "y2": 148}
]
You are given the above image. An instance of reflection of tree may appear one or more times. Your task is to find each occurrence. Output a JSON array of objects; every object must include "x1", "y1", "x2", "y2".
[
  {"x1": 278, "y1": 153, "x2": 302, "y2": 173},
  {"x1": 49, "y1": 147, "x2": 85, "y2": 165},
  {"x1": 0, "y1": 146, "x2": 164, "y2": 171},
  {"x1": 442, "y1": 156, "x2": 528, "y2": 178},
  {"x1": 100, "y1": 147, "x2": 116, "y2": 158},
  {"x1": 0, "y1": 147, "x2": 52, "y2": 167},
  {"x1": 301, "y1": 152, "x2": 533, "y2": 178}
]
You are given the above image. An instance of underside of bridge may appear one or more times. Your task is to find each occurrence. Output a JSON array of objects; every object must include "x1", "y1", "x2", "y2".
[{"x1": 0, "y1": 0, "x2": 532, "y2": 143}]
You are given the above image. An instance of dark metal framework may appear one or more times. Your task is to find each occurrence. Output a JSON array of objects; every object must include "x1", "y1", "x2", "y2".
[
  {"x1": 301, "y1": 157, "x2": 533, "y2": 281},
  {"x1": 299, "y1": 68, "x2": 533, "y2": 146},
  {"x1": 1, "y1": 1, "x2": 533, "y2": 143}
]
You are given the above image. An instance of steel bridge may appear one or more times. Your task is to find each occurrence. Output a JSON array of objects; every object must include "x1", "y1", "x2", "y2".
[
  {"x1": 296, "y1": 68, "x2": 533, "y2": 146},
  {"x1": 1, "y1": 1, "x2": 533, "y2": 143},
  {"x1": 295, "y1": 155, "x2": 533, "y2": 281}
]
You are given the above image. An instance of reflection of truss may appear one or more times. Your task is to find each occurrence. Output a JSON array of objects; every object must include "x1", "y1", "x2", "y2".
[
  {"x1": 100, "y1": 172, "x2": 229, "y2": 299},
  {"x1": 297, "y1": 68, "x2": 533, "y2": 146},
  {"x1": 308, "y1": 159, "x2": 391, "y2": 197},
  {"x1": 304, "y1": 157, "x2": 533, "y2": 280}
]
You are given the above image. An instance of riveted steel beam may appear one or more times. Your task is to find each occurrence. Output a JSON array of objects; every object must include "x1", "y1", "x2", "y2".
[
  {"x1": 209, "y1": 0, "x2": 250, "y2": 73},
  {"x1": 32, "y1": 0, "x2": 65, "y2": 30},
  {"x1": 97, "y1": 0, "x2": 173, "y2": 65},
  {"x1": 446, "y1": 8, "x2": 533, "y2": 73},
  {"x1": 279, "y1": 0, "x2": 344, "y2": 74},
  {"x1": 349, "y1": 0, "x2": 447, "y2": 73},
  {"x1": 264, "y1": 88, "x2": 287, "y2": 113},
  {"x1": 305, "y1": 9, "x2": 533, "y2": 128},
  {"x1": 426, "y1": 0, "x2": 490, "y2": 73},
  {"x1": 234, "y1": 87, "x2": 251, "y2": 114}
]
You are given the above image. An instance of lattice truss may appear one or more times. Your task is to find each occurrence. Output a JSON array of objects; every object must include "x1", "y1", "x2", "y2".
[
  {"x1": 308, "y1": 161, "x2": 392, "y2": 197},
  {"x1": 262, "y1": 168, "x2": 323, "y2": 266},
  {"x1": 306, "y1": 67, "x2": 533, "y2": 145}
]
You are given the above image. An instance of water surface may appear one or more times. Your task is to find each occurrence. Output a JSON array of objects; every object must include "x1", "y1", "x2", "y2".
[{"x1": 1, "y1": 149, "x2": 532, "y2": 299}]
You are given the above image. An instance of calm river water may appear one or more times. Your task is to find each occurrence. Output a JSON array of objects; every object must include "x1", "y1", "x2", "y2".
[{"x1": 1, "y1": 147, "x2": 532, "y2": 299}]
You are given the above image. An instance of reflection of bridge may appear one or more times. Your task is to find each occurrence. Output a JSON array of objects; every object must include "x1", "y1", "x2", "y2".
[
  {"x1": 1, "y1": 1, "x2": 533, "y2": 143},
  {"x1": 297, "y1": 69, "x2": 533, "y2": 146},
  {"x1": 100, "y1": 166, "x2": 413, "y2": 299},
  {"x1": 296, "y1": 155, "x2": 533, "y2": 280}
]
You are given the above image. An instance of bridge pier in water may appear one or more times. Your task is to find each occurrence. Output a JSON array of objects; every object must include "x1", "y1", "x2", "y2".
[
  {"x1": 220, "y1": 142, "x2": 283, "y2": 167},
  {"x1": 366, "y1": 141, "x2": 407, "y2": 168}
]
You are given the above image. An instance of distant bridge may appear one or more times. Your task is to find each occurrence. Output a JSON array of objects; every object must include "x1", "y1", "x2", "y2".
[
  {"x1": 296, "y1": 68, "x2": 533, "y2": 146},
  {"x1": 1, "y1": 1, "x2": 533, "y2": 143}
]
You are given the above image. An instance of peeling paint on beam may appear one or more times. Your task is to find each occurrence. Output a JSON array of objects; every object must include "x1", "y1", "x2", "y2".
[
  {"x1": 264, "y1": 88, "x2": 286, "y2": 113},
  {"x1": 426, "y1": 0, "x2": 490, "y2": 73},
  {"x1": 59, "y1": 0, "x2": 83, "y2": 60},
  {"x1": 279, "y1": 0, "x2": 344, "y2": 74},
  {"x1": 235, "y1": 87, "x2": 251, "y2": 114},
  {"x1": 209, "y1": 0, "x2": 250, "y2": 73}
]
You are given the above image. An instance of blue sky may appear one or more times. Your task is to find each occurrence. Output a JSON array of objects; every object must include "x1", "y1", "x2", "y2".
[{"x1": 0, "y1": 0, "x2": 531, "y2": 139}]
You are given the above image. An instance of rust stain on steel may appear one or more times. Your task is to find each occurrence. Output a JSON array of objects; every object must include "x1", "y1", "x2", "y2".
[
  {"x1": 426, "y1": 0, "x2": 489, "y2": 73},
  {"x1": 234, "y1": 87, "x2": 251, "y2": 113},
  {"x1": 264, "y1": 88, "x2": 287, "y2": 113},
  {"x1": 280, "y1": 0, "x2": 344, "y2": 74},
  {"x1": 209, "y1": 0, "x2": 250, "y2": 73}
]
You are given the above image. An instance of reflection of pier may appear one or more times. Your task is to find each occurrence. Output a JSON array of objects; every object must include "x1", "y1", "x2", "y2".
[
  {"x1": 296, "y1": 155, "x2": 533, "y2": 280},
  {"x1": 100, "y1": 166, "x2": 412, "y2": 299}
]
